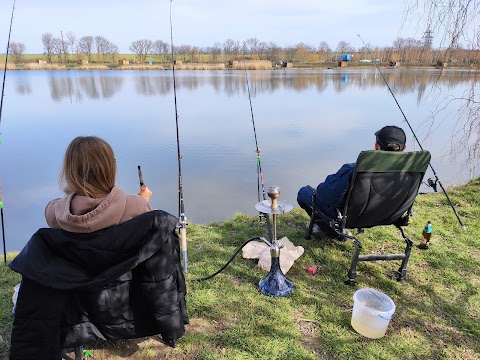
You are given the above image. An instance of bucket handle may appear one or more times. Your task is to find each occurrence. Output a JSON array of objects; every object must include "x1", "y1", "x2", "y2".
[
  {"x1": 378, "y1": 314, "x2": 392, "y2": 321},
  {"x1": 368, "y1": 290, "x2": 393, "y2": 320}
]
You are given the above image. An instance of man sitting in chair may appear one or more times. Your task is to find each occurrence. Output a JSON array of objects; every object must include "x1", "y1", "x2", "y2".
[{"x1": 297, "y1": 125, "x2": 407, "y2": 238}]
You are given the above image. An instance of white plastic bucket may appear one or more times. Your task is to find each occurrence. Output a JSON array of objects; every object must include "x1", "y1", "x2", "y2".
[{"x1": 351, "y1": 288, "x2": 396, "y2": 339}]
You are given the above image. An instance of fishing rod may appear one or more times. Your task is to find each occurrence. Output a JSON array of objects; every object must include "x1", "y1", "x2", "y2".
[
  {"x1": 357, "y1": 34, "x2": 466, "y2": 230},
  {"x1": 242, "y1": 56, "x2": 273, "y2": 241},
  {"x1": 1, "y1": 179, "x2": 6, "y2": 264},
  {"x1": 0, "y1": 0, "x2": 16, "y2": 264},
  {"x1": 170, "y1": 0, "x2": 188, "y2": 272},
  {"x1": 1, "y1": 0, "x2": 15, "y2": 133},
  {"x1": 190, "y1": 58, "x2": 278, "y2": 282}
]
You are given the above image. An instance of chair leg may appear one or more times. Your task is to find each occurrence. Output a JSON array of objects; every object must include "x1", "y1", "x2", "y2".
[
  {"x1": 345, "y1": 239, "x2": 362, "y2": 285},
  {"x1": 305, "y1": 216, "x2": 315, "y2": 240},
  {"x1": 396, "y1": 236, "x2": 414, "y2": 284},
  {"x1": 304, "y1": 186, "x2": 317, "y2": 240},
  {"x1": 74, "y1": 345, "x2": 83, "y2": 360}
]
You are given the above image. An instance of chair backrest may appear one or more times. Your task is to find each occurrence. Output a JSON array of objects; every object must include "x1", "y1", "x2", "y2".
[{"x1": 343, "y1": 150, "x2": 431, "y2": 229}]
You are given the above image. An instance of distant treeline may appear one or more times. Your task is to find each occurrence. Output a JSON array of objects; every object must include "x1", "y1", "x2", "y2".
[{"x1": 4, "y1": 33, "x2": 480, "y2": 66}]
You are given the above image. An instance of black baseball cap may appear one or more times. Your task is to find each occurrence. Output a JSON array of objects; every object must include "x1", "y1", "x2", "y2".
[{"x1": 375, "y1": 125, "x2": 406, "y2": 151}]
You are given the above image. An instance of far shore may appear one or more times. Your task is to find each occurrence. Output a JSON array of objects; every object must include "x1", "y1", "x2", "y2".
[{"x1": 1, "y1": 60, "x2": 477, "y2": 71}]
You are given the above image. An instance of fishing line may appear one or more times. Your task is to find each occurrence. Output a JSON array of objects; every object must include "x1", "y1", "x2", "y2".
[
  {"x1": 357, "y1": 33, "x2": 466, "y2": 230},
  {"x1": 242, "y1": 56, "x2": 273, "y2": 240},
  {"x1": 170, "y1": 0, "x2": 188, "y2": 272},
  {"x1": 0, "y1": 0, "x2": 16, "y2": 263},
  {"x1": 188, "y1": 57, "x2": 276, "y2": 281}
]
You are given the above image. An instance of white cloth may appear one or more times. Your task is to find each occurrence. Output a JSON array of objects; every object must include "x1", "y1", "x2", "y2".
[{"x1": 242, "y1": 237, "x2": 304, "y2": 274}]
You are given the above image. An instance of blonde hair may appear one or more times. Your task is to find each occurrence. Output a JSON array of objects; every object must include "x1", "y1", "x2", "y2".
[{"x1": 61, "y1": 136, "x2": 116, "y2": 197}]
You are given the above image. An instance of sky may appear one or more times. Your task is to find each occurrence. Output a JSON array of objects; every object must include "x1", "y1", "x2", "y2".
[{"x1": 0, "y1": 0, "x2": 428, "y2": 54}]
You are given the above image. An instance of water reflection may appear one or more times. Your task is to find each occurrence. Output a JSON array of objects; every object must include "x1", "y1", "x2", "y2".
[
  {"x1": 13, "y1": 69, "x2": 476, "y2": 102},
  {"x1": 46, "y1": 73, "x2": 125, "y2": 102},
  {"x1": 1, "y1": 69, "x2": 478, "y2": 251}
]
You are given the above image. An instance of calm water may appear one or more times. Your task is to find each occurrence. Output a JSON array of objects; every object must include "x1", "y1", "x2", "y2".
[{"x1": 0, "y1": 69, "x2": 478, "y2": 251}]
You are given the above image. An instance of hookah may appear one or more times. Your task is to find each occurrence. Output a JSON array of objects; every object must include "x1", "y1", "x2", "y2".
[{"x1": 255, "y1": 185, "x2": 294, "y2": 297}]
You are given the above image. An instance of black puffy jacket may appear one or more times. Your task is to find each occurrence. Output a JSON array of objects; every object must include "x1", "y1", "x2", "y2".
[{"x1": 9, "y1": 210, "x2": 188, "y2": 360}]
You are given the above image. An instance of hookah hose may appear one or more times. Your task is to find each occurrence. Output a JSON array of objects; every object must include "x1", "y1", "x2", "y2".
[{"x1": 189, "y1": 236, "x2": 263, "y2": 282}]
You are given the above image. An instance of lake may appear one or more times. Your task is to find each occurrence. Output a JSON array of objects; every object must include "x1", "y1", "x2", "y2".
[{"x1": 0, "y1": 68, "x2": 478, "y2": 251}]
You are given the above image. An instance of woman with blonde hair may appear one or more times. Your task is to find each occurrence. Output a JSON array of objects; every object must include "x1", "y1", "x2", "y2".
[{"x1": 45, "y1": 136, "x2": 152, "y2": 232}]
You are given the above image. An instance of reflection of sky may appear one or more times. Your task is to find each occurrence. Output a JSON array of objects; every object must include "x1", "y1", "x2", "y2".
[{"x1": 0, "y1": 69, "x2": 477, "y2": 251}]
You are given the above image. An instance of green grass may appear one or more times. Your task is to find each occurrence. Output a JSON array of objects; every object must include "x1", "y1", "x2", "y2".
[
  {"x1": 1, "y1": 179, "x2": 479, "y2": 359},
  {"x1": 0, "y1": 253, "x2": 20, "y2": 355}
]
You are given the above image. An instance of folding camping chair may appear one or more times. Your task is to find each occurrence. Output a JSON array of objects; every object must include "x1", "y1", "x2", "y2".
[{"x1": 305, "y1": 150, "x2": 431, "y2": 284}]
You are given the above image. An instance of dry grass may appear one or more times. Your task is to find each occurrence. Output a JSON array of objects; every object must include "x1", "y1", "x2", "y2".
[
  {"x1": 77, "y1": 65, "x2": 110, "y2": 70},
  {"x1": 231, "y1": 60, "x2": 272, "y2": 70},
  {"x1": 0, "y1": 62, "x2": 16, "y2": 70},
  {"x1": 175, "y1": 63, "x2": 225, "y2": 70},
  {"x1": 22, "y1": 63, "x2": 66, "y2": 70},
  {"x1": 118, "y1": 64, "x2": 165, "y2": 70}
]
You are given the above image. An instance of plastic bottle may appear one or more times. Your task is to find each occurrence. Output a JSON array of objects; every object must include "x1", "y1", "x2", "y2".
[{"x1": 419, "y1": 221, "x2": 432, "y2": 249}]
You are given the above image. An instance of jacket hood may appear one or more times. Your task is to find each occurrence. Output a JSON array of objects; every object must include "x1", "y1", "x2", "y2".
[{"x1": 52, "y1": 186, "x2": 127, "y2": 232}]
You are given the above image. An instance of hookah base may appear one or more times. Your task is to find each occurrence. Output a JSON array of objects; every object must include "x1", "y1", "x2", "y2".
[{"x1": 258, "y1": 258, "x2": 293, "y2": 297}]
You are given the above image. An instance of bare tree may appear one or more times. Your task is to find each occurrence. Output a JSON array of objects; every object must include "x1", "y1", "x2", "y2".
[
  {"x1": 189, "y1": 46, "x2": 200, "y2": 63},
  {"x1": 106, "y1": 42, "x2": 119, "y2": 63},
  {"x1": 266, "y1": 41, "x2": 282, "y2": 62},
  {"x1": 153, "y1": 40, "x2": 169, "y2": 63},
  {"x1": 318, "y1": 41, "x2": 331, "y2": 61},
  {"x1": 210, "y1": 42, "x2": 222, "y2": 63},
  {"x1": 178, "y1": 45, "x2": 191, "y2": 62},
  {"x1": 78, "y1": 36, "x2": 95, "y2": 62},
  {"x1": 245, "y1": 37, "x2": 260, "y2": 57},
  {"x1": 404, "y1": 0, "x2": 480, "y2": 162},
  {"x1": 129, "y1": 39, "x2": 153, "y2": 63},
  {"x1": 59, "y1": 32, "x2": 69, "y2": 63},
  {"x1": 294, "y1": 43, "x2": 314, "y2": 62},
  {"x1": 9, "y1": 42, "x2": 26, "y2": 63},
  {"x1": 52, "y1": 37, "x2": 63, "y2": 63},
  {"x1": 95, "y1": 36, "x2": 110, "y2": 62},
  {"x1": 223, "y1": 38, "x2": 235, "y2": 62},
  {"x1": 66, "y1": 32, "x2": 77, "y2": 60},
  {"x1": 41, "y1": 33, "x2": 55, "y2": 62}
]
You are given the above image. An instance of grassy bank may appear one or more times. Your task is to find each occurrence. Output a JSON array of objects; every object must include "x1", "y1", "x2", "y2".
[{"x1": 1, "y1": 179, "x2": 479, "y2": 359}]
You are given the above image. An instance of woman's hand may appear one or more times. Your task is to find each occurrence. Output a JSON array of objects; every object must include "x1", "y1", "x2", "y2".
[{"x1": 138, "y1": 184, "x2": 153, "y2": 202}]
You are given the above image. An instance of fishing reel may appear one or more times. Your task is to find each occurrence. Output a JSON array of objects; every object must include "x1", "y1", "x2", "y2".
[{"x1": 426, "y1": 177, "x2": 438, "y2": 192}]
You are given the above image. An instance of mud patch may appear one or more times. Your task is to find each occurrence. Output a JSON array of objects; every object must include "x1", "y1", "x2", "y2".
[
  {"x1": 62, "y1": 318, "x2": 220, "y2": 359},
  {"x1": 294, "y1": 310, "x2": 332, "y2": 359}
]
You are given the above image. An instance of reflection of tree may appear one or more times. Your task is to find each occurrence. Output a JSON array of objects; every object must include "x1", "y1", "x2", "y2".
[
  {"x1": 135, "y1": 75, "x2": 172, "y2": 96},
  {"x1": 31, "y1": 70, "x2": 478, "y2": 104},
  {"x1": 47, "y1": 75, "x2": 124, "y2": 102},
  {"x1": 15, "y1": 78, "x2": 31, "y2": 95}
]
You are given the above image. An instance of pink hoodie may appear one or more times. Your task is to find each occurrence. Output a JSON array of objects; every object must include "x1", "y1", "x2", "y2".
[{"x1": 45, "y1": 186, "x2": 152, "y2": 233}]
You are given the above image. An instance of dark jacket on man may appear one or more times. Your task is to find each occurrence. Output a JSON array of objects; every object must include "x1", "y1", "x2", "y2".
[
  {"x1": 9, "y1": 210, "x2": 188, "y2": 360},
  {"x1": 297, "y1": 163, "x2": 355, "y2": 218}
]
